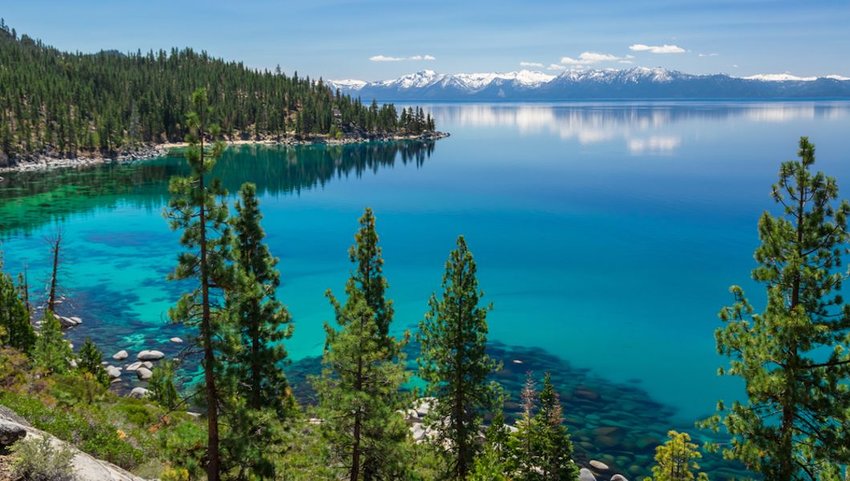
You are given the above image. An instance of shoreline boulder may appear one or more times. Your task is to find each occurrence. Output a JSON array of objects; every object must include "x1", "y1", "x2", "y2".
[{"x1": 137, "y1": 350, "x2": 165, "y2": 361}]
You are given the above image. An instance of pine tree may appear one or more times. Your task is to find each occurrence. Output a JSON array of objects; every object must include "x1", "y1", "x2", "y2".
[
  {"x1": 77, "y1": 337, "x2": 109, "y2": 387},
  {"x1": 220, "y1": 182, "x2": 294, "y2": 480},
  {"x1": 417, "y1": 235, "x2": 501, "y2": 480},
  {"x1": 149, "y1": 360, "x2": 180, "y2": 410},
  {"x1": 226, "y1": 182, "x2": 293, "y2": 414},
  {"x1": 511, "y1": 372, "x2": 541, "y2": 480},
  {"x1": 348, "y1": 208, "x2": 394, "y2": 347},
  {"x1": 534, "y1": 373, "x2": 578, "y2": 481},
  {"x1": 165, "y1": 87, "x2": 230, "y2": 481},
  {"x1": 703, "y1": 137, "x2": 850, "y2": 480},
  {"x1": 0, "y1": 267, "x2": 35, "y2": 354},
  {"x1": 646, "y1": 431, "x2": 708, "y2": 481},
  {"x1": 33, "y1": 311, "x2": 72, "y2": 374},
  {"x1": 313, "y1": 209, "x2": 410, "y2": 481}
]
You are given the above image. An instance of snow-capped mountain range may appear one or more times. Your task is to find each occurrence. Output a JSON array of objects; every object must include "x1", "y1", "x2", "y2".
[{"x1": 328, "y1": 68, "x2": 850, "y2": 101}]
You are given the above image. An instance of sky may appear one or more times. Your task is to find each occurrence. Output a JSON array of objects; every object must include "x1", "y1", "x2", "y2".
[{"x1": 2, "y1": 0, "x2": 849, "y2": 81}]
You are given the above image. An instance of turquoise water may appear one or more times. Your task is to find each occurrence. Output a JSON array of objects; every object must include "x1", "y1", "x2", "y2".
[{"x1": 2, "y1": 102, "x2": 850, "y2": 475}]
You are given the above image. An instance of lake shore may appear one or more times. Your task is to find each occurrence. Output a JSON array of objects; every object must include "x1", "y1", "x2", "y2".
[{"x1": 0, "y1": 131, "x2": 449, "y2": 175}]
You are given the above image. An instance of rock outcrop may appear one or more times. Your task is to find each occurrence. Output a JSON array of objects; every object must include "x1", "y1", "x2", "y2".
[{"x1": 0, "y1": 407, "x2": 148, "y2": 480}]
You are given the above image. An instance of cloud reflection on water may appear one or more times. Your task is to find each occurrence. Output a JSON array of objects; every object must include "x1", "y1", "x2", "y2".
[{"x1": 426, "y1": 102, "x2": 850, "y2": 155}]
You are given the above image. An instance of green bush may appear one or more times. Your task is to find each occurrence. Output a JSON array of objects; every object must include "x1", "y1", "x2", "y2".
[
  {"x1": 160, "y1": 420, "x2": 207, "y2": 478},
  {"x1": 0, "y1": 391, "x2": 144, "y2": 468},
  {"x1": 12, "y1": 436, "x2": 76, "y2": 481},
  {"x1": 113, "y1": 401, "x2": 158, "y2": 427}
]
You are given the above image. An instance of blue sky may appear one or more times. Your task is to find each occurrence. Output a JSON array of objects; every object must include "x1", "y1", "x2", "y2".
[{"x1": 2, "y1": 0, "x2": 849, "y2": 80}]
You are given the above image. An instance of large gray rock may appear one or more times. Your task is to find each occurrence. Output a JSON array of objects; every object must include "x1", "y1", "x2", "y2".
[
  {"x1": 0, "y1": 419, "x2": 26, "y2": 447},
  {"x1": 137, "y1": 350, "x2": 165, "y2": 361},
  {"x1": 129, "y1": 387, "x2": 150, "y2": 399},
  {"x1": 413, "y1": 397, "x2": 435, "y2": 417},
  {"x1": 0, "y1": 410, "x2": 147, "y2": 480},
  {"x1": 125, "y1": 361, "x2": 143, "y2": 372},
  {"x1": 580, "y1": 468, "x2": 597, "y2": 481},
  {"x1": 136, "y1": 367, "x2": 153, "y2": 380},
  {"x1": 112, "y1": 350, "x2": 129, "y2": 361},
  {"x1": 106, "y1": 366, "x2": 122, "y2": 379},
  {"x1": 58, "y1": 316, "x2": 81, "y2": 328}
]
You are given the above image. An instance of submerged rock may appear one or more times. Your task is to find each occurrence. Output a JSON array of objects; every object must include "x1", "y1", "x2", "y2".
[
  {"x1": 579, "y1": 468, "x2": 597, "y2": 481},
  {"x1": 589, "y1": 460, "x2": 610, "y2": 471},
  {"x1": 137, "y1": 350, "x2": 165, "y2": 361},
  {"x1": 170, "y1": 337, "x2": 184, "y2": 344},
  {"x1": 611, "y1": 475, "x2": 629, "y2": 481}
]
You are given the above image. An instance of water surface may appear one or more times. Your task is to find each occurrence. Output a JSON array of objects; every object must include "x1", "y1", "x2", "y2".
[{"x1": 3, "y1": 102, "x2": 850, "y2": 477}]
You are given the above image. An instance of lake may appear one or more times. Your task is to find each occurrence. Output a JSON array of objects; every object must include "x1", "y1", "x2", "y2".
[{"x1": 3, "y1": 101, "x2": 850, "y2": 477}]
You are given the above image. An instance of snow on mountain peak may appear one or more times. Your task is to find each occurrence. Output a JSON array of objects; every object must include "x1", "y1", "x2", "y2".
[
  {"x1": 743, "y1": 73, "x2": 818, "y2": 82},
  {"x1": 327, "y1": 68, "x2": 850, "y2": 99}
]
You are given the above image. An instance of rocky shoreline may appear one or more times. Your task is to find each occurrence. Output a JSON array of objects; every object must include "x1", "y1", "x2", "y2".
[{"x1": 0, "y1": 131, "x2": 449, "y2": 175}]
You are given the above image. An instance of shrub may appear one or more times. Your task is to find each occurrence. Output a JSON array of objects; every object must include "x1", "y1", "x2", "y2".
[{"x1": 12, "y1": 436, "x2": 76, "y2": 481}]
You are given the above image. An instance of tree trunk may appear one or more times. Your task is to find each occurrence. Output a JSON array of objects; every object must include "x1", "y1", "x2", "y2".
[
  {"x1": 454, "y1": 271, "x2": 467, "y2": 480},
  {"x1": 351, "y1": 345, "x2": 364, "y2": 481},
  {"x1": 199, "y1": 135, "x2": 221, "y2": 481},
  {"x1": 48, "y1": 233, "x2": 61, "y2": 313}
]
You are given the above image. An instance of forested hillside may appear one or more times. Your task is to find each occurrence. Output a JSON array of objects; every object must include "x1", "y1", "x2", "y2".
[{"x1": 0, "y1": 20, "x2": 436, "y2": 166}]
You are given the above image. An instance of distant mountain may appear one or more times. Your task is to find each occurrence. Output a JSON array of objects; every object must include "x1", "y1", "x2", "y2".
[{"x1": 328, "y1": 68, "x2": 850, "y2": 101}]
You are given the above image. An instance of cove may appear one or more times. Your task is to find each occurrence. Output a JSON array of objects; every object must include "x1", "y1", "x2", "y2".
[{"x1": 2, "y1": 101, "x2": 850, "y2": 478}]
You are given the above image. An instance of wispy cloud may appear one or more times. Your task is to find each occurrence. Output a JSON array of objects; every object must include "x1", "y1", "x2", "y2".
[
  {"x1": 629, "y1": 44, "x2": 685, "y2": 54},
  {"x1": 520, "y1": 61, "x2": 545, "y2": 68},
  {"x1": 560, "y1": 52, "x2": 622, "y2": 66},
  {"x1": 547, "y1": 63, "x2": 567, "y2": 71},
  {"x1": 369, "y1": 54, "x2": 436, "y2": 62},
  {"x1": 698, "y1": 52, "x2": 719, "y2": 57}
]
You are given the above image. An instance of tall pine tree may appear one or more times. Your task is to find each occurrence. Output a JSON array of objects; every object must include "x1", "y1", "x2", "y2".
[
  {"x1": 227, "y1": 182, "x2": 294, "y2": 414},
  {"x1": 165, "y1": 87, "x2": 230, "y2": 481},
  {"x1": 313, "y1": 208, "x2": 410, "y2": 481},
  {"x1": 348, "y1": 207, "x2": 395, "y2": 349},
  {"x1": 417, "y1": 235, "x2": 501, "y2": 480},
  {"x1": 704, "y1": 137, "x2": 850, "y2": 480},
  {"x1": 220, "y1": 182, "x2": 294, "y2": 480},
  {"x1": 534, "y1": 373, "x2": 578, "y2": 481}
]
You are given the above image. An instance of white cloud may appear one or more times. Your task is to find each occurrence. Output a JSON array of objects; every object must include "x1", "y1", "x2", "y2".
[
  {"x1": 629, "y1": 44, "x2": 686, "y2": 54},
  {"x1": 619, "y1": 60, "x2": 634, "y2": 64},
  {"x1": 370, "y1": 55, "x2": 404, "y2": 62},
  {"x1": 369, "y1": 54, "x2": 436, "y2": 62},
  {"x1": 698, "y1": 52, "x2": 719, "y2": 57},
  {"x1": 520, "y1": 61, "x2": 545, "y2": 68},
  {"x1": 547, "y1": 63, "x2": 567, "y2": 71},
  {"x1": 560, "y1": 52, "x2": 621, "y2": 65}
]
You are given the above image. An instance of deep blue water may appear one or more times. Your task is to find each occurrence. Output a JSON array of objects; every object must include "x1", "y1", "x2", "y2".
[{"x1": 2, "y1": 101, "x2": 850, "y2": 476}]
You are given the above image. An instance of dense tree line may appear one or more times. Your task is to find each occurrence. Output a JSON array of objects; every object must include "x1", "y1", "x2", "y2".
[{"x1": 0, "y1": 20, "x2": 436, "y2": 164}]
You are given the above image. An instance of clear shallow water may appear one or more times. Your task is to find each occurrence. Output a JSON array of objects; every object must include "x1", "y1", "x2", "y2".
[{"x1": 2, "y1": 102, "x2": 850, "y2": 476}]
